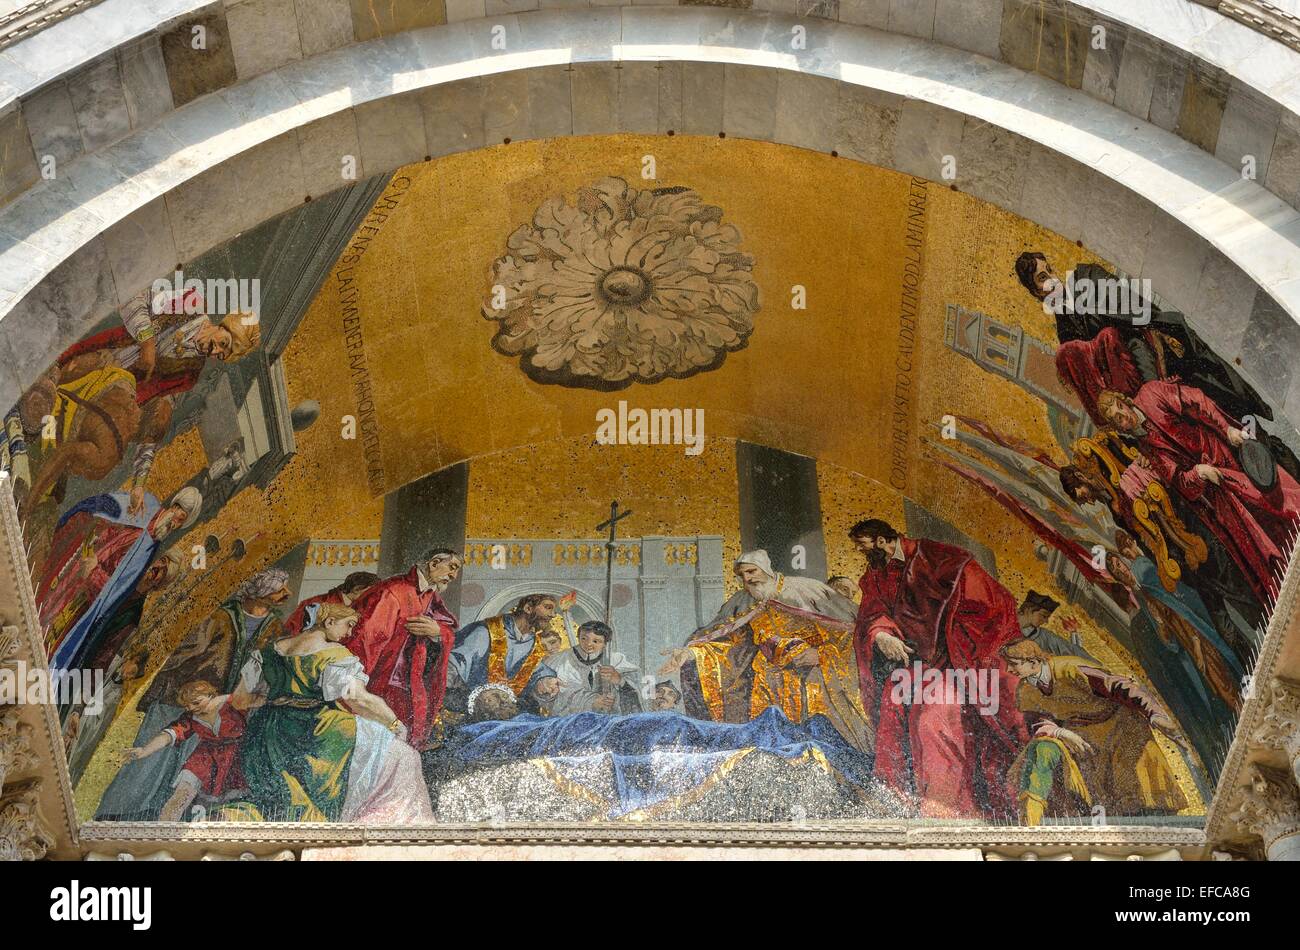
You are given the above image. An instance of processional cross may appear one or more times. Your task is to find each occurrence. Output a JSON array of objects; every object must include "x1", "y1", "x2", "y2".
[{"x1": 596, "y1": 500, "x2": 633, "y2": 623}]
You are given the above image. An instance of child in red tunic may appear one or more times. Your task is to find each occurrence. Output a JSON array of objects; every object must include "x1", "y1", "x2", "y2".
[{"x1": 120, "y1": 680, "x2": 251, "y2": 821}]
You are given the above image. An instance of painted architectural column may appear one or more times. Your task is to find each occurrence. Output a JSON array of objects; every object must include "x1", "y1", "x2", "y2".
[
  {"x1": 694, "y1": 535, "x2": 727, "y2": 628},
  {"x1": 378, "y1": 463, "x2": 469, "y2": 613},
  {"x1": 1228, "y1": 765, "x2": 1300, "y2": 861},
  {"x1": 735, "y1": 443, "x2": 827, "y2": 579}
]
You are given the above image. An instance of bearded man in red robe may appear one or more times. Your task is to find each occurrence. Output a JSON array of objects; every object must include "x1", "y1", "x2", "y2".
[
  {"x1": 1098, "y1": 382, "x2": 1300, "y2": 606},
  {"x1": 348, "y1": 549, "x2": 462, "y2": 749},
  {"x1": 851, "y1": 519, "x2": 1028, "y2": 819}
]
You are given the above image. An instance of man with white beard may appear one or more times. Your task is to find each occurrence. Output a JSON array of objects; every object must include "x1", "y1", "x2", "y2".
[
  {"x1": 660, "y1": 551, "x2": 871, "y2": 751},
  {"x1": 702, "y1": 551, "x2": 858, "y2": 628}
]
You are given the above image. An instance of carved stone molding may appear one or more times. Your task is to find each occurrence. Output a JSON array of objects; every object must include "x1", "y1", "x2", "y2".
[
  {"x1": 0, "y1": 781, "x2": 53, "y2": 861},
  {"x1": 984, "y1": 848, "x2": 1184, "y2": 861},
  {"x1": 1089, "y1": 849, "x2": 1184, "y2": 861},
  {"x1": 0, "y1": 709, "x2": 35, "y2": 793},
  {"x1": 0, "y1": 482, "x2": 78, "y2": 857},
  {"x1": 1227, "y1": 765, "x2": 1300, "y2": 860},
  {"x1": 1205, "y1": 541, "x2": 1300, "y2": 849},
  {"x1": 0, "y1": 0, "x2": 109, "y2": 52},
  {"x1": 200, "y1": 850, "x2": 296, "y2": 862},
  {"x1": 984, "y1": 850, "x2": 1076, "y2": 861},
  {"x1": 1200, "y1": 0, "x2": 1300, "y2": 54},
  {"x1": 76, "y1": 818, "x2": 1205, "y2": 855},
  {"x1": 1211, "y1": 848, "x2": 1253, "y2": 860},
  {"x1": 85, "y1": 850, "x2": 176, "y2": 862},
  {"x1": 1250, "y1": 678, "x2": 1300, "y2": 785},
  {"x1": 84, "y1": 848, "x2": 297, "y2": 861},
  {"x1": 0, "y1": 625, "x2": 18, "y2": 666}
]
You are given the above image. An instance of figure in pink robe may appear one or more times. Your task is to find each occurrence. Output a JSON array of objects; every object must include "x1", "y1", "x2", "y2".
[
  {"x1": 1055, "y1": 325, "x2": 1144, "y2": 426},
  {"x1": 1102, "y1": 379, "x2": 1300, "y2": 606}
]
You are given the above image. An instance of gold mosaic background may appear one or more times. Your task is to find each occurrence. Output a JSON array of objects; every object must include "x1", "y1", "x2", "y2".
[
  {"x1": 467, "y1": 435, "x2": 743, "y2": 583},
  {"x1": 70, "y1": 134, "x2": 1205, "y2": 817}
]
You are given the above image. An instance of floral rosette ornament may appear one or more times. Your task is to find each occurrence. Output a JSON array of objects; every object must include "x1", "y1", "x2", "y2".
[{"x1": 482, "y1": 177, "x2": 761, "y2": 388}]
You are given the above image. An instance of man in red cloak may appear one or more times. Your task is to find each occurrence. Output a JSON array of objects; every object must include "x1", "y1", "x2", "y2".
[
  {"x1": 1055, "y1": 325, "x2": 1144, "y2": 426},
  {"x1": 1099, "y1": 381, "x2": 1300, "y2": 606},
  {"x1": 850, "y1": 519, "x2": 1028, "y2": 819},
  {"x1": 348, "y1": 549, "x2": 462, "y2": 749}
]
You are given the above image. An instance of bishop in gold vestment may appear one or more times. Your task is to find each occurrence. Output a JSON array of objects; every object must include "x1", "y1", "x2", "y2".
[{"x1": 664, "y1": 551, "x2": 872, "y2": 753}]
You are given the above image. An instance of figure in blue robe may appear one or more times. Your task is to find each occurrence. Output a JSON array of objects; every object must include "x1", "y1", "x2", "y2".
[{"x1": 50, "y1": 491, "x2": 164, "y2": 675}]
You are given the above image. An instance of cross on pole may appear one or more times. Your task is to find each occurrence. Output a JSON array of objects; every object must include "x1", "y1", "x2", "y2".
[{"x1": 596, "y1": 500, "x2": 633, "y2": 623}]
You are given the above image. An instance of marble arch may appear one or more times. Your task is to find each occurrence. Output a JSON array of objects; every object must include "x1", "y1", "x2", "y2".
[
  {"x1": 0, "y1": 0, "x2": 1298, "y2": 862},
  {"x1": 1, "y1": 7, "x2": 1300, "y2": 416}
]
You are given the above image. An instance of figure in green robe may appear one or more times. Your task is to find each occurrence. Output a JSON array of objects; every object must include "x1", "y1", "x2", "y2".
[{"x1": 229, "y1": 601, "x2": 433, "y2": 823}]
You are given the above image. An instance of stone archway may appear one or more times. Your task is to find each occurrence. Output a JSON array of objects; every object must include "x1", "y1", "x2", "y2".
[{"x1": 2, "y1": 7, "x2": 1299, "y2": 430}]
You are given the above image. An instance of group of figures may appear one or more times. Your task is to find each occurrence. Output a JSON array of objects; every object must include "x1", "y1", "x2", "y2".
[
  {"x1": 50, "y1": 518, "x2": 1248, "y2": 825},
  {"x1": 10, "y1": 283, "x2": 263, "y2": 689},
  {"x1": 9, "y1": 286, "x2": 258, "y2": 528},
  {"x1": 1016, "y1": 251, "x2": 1300, "y2": 623},
  {"x1": 81, "y1": 552, "x2": 685, "y2": 823},
  {"x1": 12, "y1": 240, "x2": 1300, "y2": 826},
  {"x1": 925, "y1": 253, "x2": 1300, "y2": 802}
]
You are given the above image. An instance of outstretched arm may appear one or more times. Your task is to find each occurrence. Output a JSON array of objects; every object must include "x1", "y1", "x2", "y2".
[
  {"x1": 121, "y1": 730, "x2": 173, "y2": 763},
  {"x1": 1081, "y1": 666, "x2": 1183, "y2": 738}
]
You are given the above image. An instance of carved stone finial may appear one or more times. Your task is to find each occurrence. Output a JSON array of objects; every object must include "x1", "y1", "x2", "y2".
[
  {"x1": 0, "y1": 782, "x2": 53, "y2": 862},
  {"x1": 1228, "y1": 764, "x2": 1300, "y2": 860},
  {"x1": 1251, "y1": 678, "x2": 1300, "y2": 784},
  {"x1": 0, "y1": 709, "x2": 35, "y2": 793}
]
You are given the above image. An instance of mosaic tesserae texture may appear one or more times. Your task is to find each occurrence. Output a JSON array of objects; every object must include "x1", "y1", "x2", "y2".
[{"x1": 6, "y1": 135, "x2": 1293, "y2": 827}]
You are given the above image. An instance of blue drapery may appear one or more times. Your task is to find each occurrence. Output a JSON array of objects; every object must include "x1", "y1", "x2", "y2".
[
  {"x1": 445, "y1": 708, "x2": 876, "y2": 818},
  {"x1": 52, "y1": 491, "x2": 162, "y2": 673}
]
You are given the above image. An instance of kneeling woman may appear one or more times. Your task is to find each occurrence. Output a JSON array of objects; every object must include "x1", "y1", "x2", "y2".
[{"x1": 231, "y1": 602, "x2": 433, "y2": 823}]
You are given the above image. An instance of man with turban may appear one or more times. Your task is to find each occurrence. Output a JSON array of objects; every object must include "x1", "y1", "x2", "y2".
[{"x1": 661, "y1": 550, "x2": 873, "y2": 752}]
